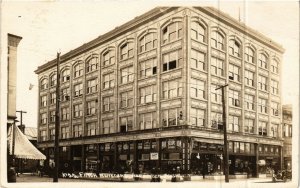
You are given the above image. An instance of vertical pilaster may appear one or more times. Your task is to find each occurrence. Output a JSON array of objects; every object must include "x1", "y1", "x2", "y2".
[
  {"x1": 255, "y1": 143, "x2": 259, "y2": 177},
  {"x1": 81, "y1": 145, "x2": 86, "y2": 172}
]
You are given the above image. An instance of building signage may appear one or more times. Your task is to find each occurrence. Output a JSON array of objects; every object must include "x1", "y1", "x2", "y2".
[{"x1": 150, "y1": 152, "x2": 159, "y2": 160}]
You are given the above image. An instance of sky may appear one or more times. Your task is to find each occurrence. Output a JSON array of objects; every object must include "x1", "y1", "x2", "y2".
[{"x1": 1, "y1": 0, "x2": 299, "y2": 128}]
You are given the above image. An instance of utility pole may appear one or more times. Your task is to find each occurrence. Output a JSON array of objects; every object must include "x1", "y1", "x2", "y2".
[
  {"x1": 16, "y1": 110, "x2": 27, "y2": 133},
  {"x1": 54, "y1": 52, "x2": 61, "y2": 182},
  {"x1": 16, "y1": 110, "x2": 27, "y2": 174},
  {"x1": 215, "y1": 84, "x2": 229, "y2": 183}
]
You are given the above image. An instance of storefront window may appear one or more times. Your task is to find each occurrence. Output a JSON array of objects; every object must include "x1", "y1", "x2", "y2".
[
  {"x1": 105, "y1": 143, "x2": 110, "y2": 151},
  {"x1": 245, "y1": 143, "x2": 250, "y2": 153},
  {"x1": 151, "y1": 141, "x2": 157, "y2": 149},
  {"x1": 264, "y1": 145, "x2": 268, "y2": 153},
  {"x1": 162, "y1": 141, "x2": 167, "y2": 149},
  {"x1": 118, "y1": 144, "x2": 122, "y2": 152},
  {"x1": 228, "y1": 142, "x2": 233, "y2": 152},
  {"x1": 259, "y1": 146, "x2": 262, "y2": 153},
  {"x1": 176, "y1": 140, "x2": 182, "y2": 148},
  {"x1": 123, "y1": 143, "x2": 129, "y2": 151},
  {"x1": 168, "y1": 139, "x2": 176, "y2": 149},
  {"x1": 138, "y1": 142, "x2": 143, "y2": 150},
  {"x1": 144, "y1": 140, "x2": 150, "y2": 150},
  {"x1": 234, "y1": 142, "x2": 239, "y2": 153},
  {"x1": 240, "y1": 143, "x2": 245, "y2": 153},
  {"x1": 250, "y1": 144, "x2": 255, "y2": 154}
]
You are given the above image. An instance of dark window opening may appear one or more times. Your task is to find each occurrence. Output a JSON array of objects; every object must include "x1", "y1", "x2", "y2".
[
  {"x1": 120, "y1": 125, "x2": 127, "y2": 133},
  {"x1": 163, "y1": 63, "x2": 168, "y2": 71},
  {"x1": 169, "y1": 60, "x2": 177, "y2": 70},
  {"x1": 152, "y1": 67, "x2": 157, "y2": 75}
]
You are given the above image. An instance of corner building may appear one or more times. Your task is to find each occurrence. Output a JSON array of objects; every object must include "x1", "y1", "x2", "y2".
[{"x1": 35, "y1": 7, "x2": 284, "y2": 177}]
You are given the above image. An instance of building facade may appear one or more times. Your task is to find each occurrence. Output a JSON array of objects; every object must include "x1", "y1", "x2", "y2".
[
  {"x1": 35, "y1": 7, "x2": 284, "y2": 177},
  {"x1": 282, "y1": 104, "x2": 292, "y2": 171}
]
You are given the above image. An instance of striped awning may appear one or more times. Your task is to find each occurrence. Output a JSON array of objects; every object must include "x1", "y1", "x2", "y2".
[{"x1": 8, "y1": 124, "x2": 46, "y2": 160}]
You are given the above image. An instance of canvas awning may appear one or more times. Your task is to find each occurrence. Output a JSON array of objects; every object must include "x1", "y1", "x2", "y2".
[{"x1": 8, "y1": 124, "x2": 46, "y2": 160}]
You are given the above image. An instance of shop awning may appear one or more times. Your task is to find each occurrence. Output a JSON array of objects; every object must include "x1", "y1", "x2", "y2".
[
  {"x1": 193, "y1": 138, "x2": 224, "y2": 145},
  {"x1": 8, "y1": 124, "x2": 46, "y2": 160}
]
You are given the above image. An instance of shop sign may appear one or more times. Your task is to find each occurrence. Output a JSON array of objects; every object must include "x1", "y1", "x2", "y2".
[
  {"x1": 150, "y1": 152, "x2": 159, "y2": 160},
  {"x1": 73, "y1": 157, "x2": 81, "y2": 160}
]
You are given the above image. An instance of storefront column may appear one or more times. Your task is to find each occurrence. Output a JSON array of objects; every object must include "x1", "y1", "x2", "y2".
[
  {"x1": 133, "y1": 141, "x2": 138, "y2": 173},
  {"x1": 183, "y1": 137, "x2": 189, "y2": 175},
  {"x1": 280, "y1": 146, "x2": 283, "y2": 170},
  {"x1": 81, "y1": 145, "x2": 86, "y2": 172},
  {"x1": 113, "y1": 142, "x2": 117, "y2": 169},
  {"x1": 255, "y1": 143, "x2": 259, "y2": 177},
  {"x1": 156, "y1": 138, "x2": 161, "y2": 170}
]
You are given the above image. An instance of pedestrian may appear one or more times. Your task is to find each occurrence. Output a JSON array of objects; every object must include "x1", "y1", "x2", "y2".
[
  {"x1": 201, "y1": 164, "x2": 206, "y2": 179},
  {"x1": 247, "y1": 166, "x2": 251, "y2": 179}
]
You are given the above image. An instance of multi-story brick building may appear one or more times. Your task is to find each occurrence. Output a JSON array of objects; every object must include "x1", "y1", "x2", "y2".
[
  {"x1": 282, "y1": 104, "x2": 292, "y2": 171},
  {"x1": 35, "y1": 7, "x2": 284, "y2": 177}
]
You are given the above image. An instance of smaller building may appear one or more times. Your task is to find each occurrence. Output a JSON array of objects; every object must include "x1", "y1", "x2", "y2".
[{"x1": 282, "y1": 104, "x2": 292, "y2": 170}]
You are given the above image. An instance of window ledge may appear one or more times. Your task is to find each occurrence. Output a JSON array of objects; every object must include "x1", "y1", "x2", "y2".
[
  {"x1": 161, "y1": 67, "x2": 183, "y2": 75},
  {"x1": 161, "y1": 38, "x2": 183, "y2": 48},
  {"x1": 102, "y1": 63, "x2": 115, "y2": 69},
  {"x1": 138, "y1": 48, "x2": 157, "y2": 56},
  {"x1": 138, "y1": 75, "x2": 157, "y2": 82},
  {"x1": 85, "y1": 69, "x2": 98, "y2": 75},
  {"x1": 190, "y1": 67, "x2": 207, "y2": 74}
]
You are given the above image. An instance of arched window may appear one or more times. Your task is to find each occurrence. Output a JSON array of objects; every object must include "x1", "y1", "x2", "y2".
[
  {"x1": 120, "y1": 42, "x2": 134, "y2": 60},
  {"x1": 139, "y1": 32, "x2": 157, "y2": 53},
  {"x1": 229, "y1": 40, "x2": 241, "y2": 57},
  {"x1": 211, "y1": 31, "x2": 225, "y2": 50},
  {"x1": 86, "y1": 57, "x2": 98, "y2": 73},
  {"x1": 61, "y1": 69, "x2": 70, "y2": 82},
  {"x1": 103, "y1": 50, "x2": 115, "y2": 66},
  {"x1": 162, "y1": 21, "x2": 183, "y2": 44},
  {"x1": 271, "y1": 59, "x2": 279, "y2": 74},
  {"x1": 191, "y1": 21, "x2": 206, "y2": 43},
  {"x1": 74, "y1": 63, "x2": 83, "y2": 78},
  {"x1": 40, "y1": 78, "x2": 48, "y2": 90},
  {"x1": 245, "y1": 47, "x2": 254, "y2": 63},
  {"x1": 258, "y1": 53, "x2": 267, "y2": 69},
  {"x1": 50, "y1": 74, "x2": 57, "y2": 87}
]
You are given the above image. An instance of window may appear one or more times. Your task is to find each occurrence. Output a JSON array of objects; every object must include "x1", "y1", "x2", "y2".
[
  {"x1": 162, "y1": 22, "x2": 183, "y2": 44},
  {"x1": 74, "y1": 83, "x2": 83, "y2": 97},
  {"x1": 61, "y1": 127, "x2": 70, "y2": 139},
  {"x1": 87, "y1": 122, "x2": 96, "y2": 136},
  {"x1": 190, "y1": 78, "x2": 205, "y2": 99},
  {"x1": 162, "y1": 50, "x2": 182, "y2": 72},
  {"x1": 61, "y1": 69, "x2": 70, "y2": 82},
  {"x1": 258, "y1": 54, "x2": 268, "y2": 69},
  {"x1": 258, "y1": 75, "x2": 268, "y2": 91},
  {"x1": 271, "y1": 60, "x2": 279, "y2": 74},
  {"x1": 229, "y1": 89, "x2": 240, "y2": 107},
  {"x1": 74, "y1": 63, "x2": 83, "y2": 78},
  {"x1": 190, "y1": 108, "x2": 205, "y2": 127},
  {"x1": 211, "y1": 112, "x2": 222, "y2": 129},
  {"x1": 191, "y1": 21, "x2": 206, "y2": 42},
  {"x1": 244, "y1": 94, "x2": 255, "y2": 110},
  {"x1": 87, "y1": 79, "x2": 98, "y2": 94},
  {"x1": 40, "y1": 113, "x2": 47, "y2": 124},
  {"x1": 211, "y1": 84, "x2": 222, "y2": 103},
  {"x1": 103, "y1": 50, "x2": 115, "y2": 66},
  {"x1": 270, "y1": 124, "x2": 278, "y2": 138},
  {"x1": 103, "y1": 96, "x2": 114, "y2": 112},
  {"x1": 103, "y1": 119, "x2": 115, "y2": 134},
  {"x1": 229, "y1": 40, "x2": 240, "y2": 57},
  {"x1": 73, "y1": 103, "x2": 83, "y2": 118},
  {"x1": 245, "y1": 70, "x2": 254, "y2": 86},
  {"x1": 49, "y1": 111, "x2": 55, "y2": 123},
  {"x1": 121, "y1": 66, "x2": 134, "y2": 84},
  {"x1": 139, "y1": 112, "x2": 157, "y2": 130},
  {"x1": 40, "y1": 130, "x2": 46, "y2": 141},
  {"x1": 191, "y1": 49, "x2": 205, "y2": 71},
  {"x1": 140, "y1": 32, "x2": 157, "y2": 53},
  {"x1": 271, "y1": 102, "x2": 279, "y2": 116},
  {"x1": 271, "y1": 80, "x2": 279, "y2": 95},
  {"x1": 86, "y1": 57, "x2": 98, "y2": 73},
  {"x1": 40, "y1": 95, "x2": 47, "y2": 107},
  {"x1": 139, "y1": 85, "x2": 157, "y2": 104},
  {"x1": 245, "y1": 47, "x2": 254, "y2": 63},
  {"x1": 50, "y1": 92, "x2": 56, "y2": 105},
  {"x1": 120, "y1": 90, "x2": 133, "y2": 108},
  {"x1": 73, "y1": 125, "x2": 83, "y2": 137},
  {"x1": 103, "y1": 73, "x2": 115, "y2": 89},
  {"x1": 229, "y1": 64, "x2": 240, "y2": 81},
  {"x1": 87, "y1": 100, "x2": 97, "y2": 115},
  {"x1": 120, "y1": 116, "x2": 133, "y2": 132},
  {"x1": 162, "y1": 108, "x2": 182, "y2": 127},
  {"x1": 163, "y1": 79, "x2": 182, "y2": 99},
  {"x1": 228, "y1": 116, "x2": 239, "y2": 132},
  {"x1": 258, "y1": 98, "x2": 268, "y2": 114},
  {"x1": 139, "y1": 58, "x2": 157, "y2": 78},
  {"x1": 61, "y1": 107, "x2": 70, "y2": 120},
  {"x1": 258, "y1": 121, "x2": 267, "y2": 136},
  {"x1": 49, "y1": 129, "x2": 55, "y2": 140},
  {"x1": 211, "y1": 57, "x2": 224, "y2": 76},
  {"x1": 211, "y1": 31, "x2": 225, "y2": 50},
  {"x1": 120, "y1": 43, "x2": 134, "y2": 60},
  {"x1": 244, "y1": 119, "x2": 254, "y2": 133},
  {"x1": 40, "y1": 79, "x2": 48, "y2": 90},
  {"x1": 50, "y1": 74, "x2": 57, "y2": 87},
  {"x1": 61, "y1": 88, "x2": 70, "y2": 101}
]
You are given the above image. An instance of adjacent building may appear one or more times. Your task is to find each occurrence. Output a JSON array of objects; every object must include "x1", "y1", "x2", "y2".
[
  {"x1": 35, "y1": 7, "x2": 284, "y2": 177},
  {"x1": 282, "y1": 104, "x2": 292, "y2": 170}
]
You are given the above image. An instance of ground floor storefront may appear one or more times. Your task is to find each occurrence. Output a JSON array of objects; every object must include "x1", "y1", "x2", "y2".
[{"x1": 39, "y1": 136, "x2": 282, "y2": 178}]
